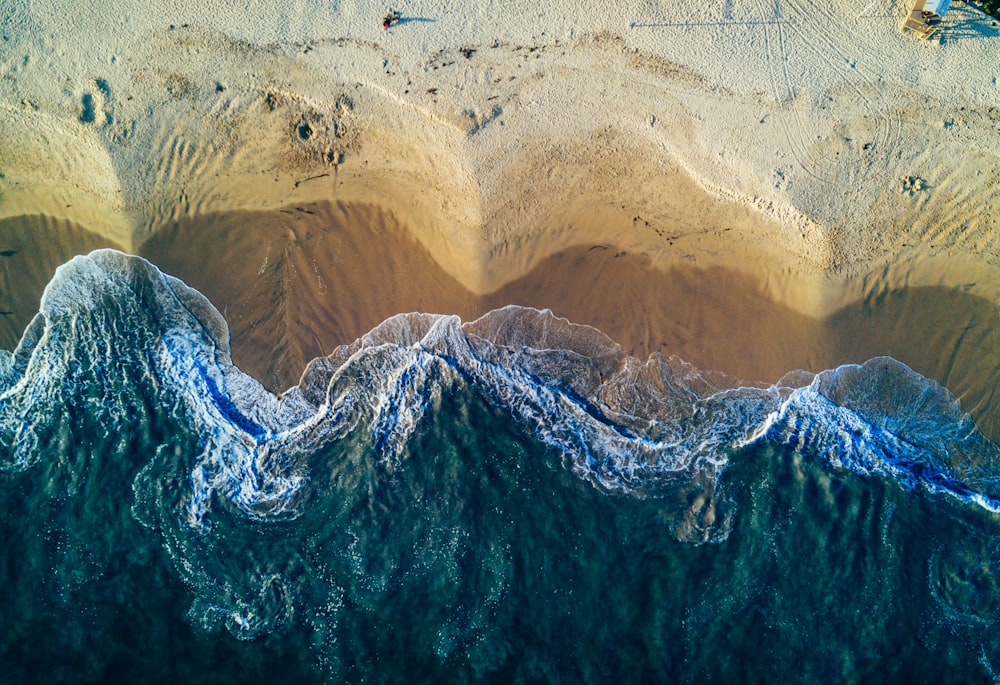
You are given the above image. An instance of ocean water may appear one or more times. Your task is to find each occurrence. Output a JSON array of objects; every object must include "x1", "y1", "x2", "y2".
[{"x1": 3, "y1": 249, "x2": 1000, "y2": 683}]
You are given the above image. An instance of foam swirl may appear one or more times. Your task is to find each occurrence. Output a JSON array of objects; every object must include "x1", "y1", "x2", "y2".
[
  {"x1": 2, "y1": 249, "x2": 1000, "y2": 652},
  {"x1": 3, "y1": 251, "x2": 999, "y2": 532}
]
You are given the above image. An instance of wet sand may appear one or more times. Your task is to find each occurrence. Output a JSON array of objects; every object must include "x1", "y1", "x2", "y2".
[
  {"x1": 0, "y1": 215, "x2": 121, "y2": 351},
  {"x1": 497, "y1": 245, "x2": 1000, "y2": 441},
  {"x1": 141, "y1": 202, "x2": 480, "y2": 391},
  {"x1": 144, "y1": 202, "x2": 821, "y2": 390},
  {"x1": 4, "y1": 204, "x2": 999, "y2": 439}
]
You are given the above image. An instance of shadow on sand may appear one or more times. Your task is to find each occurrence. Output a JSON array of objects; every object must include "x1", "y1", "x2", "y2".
[
  {"x1": 939, "y1": 4, "x2": 1000, "y2": 40},
  {"x1": 396, "y1": 16, "x2": 436, "y2": 26}
]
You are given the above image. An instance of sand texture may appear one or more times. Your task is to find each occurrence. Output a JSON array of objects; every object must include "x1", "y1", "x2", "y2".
[{"x1": 1, "y1": 0, "x2": 999, "y2": 418}]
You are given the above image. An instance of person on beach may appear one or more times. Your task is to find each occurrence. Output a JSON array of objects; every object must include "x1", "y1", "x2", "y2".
[{"x1": 382, "y1": 10, "x2": 400, "y2": 29}]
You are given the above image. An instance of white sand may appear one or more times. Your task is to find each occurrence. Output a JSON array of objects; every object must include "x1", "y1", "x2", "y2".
[{"x1": 1, "y1": 0, "x2": 998, "y2": 317}]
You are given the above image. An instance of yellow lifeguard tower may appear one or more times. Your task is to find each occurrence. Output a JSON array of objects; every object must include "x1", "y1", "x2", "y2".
[{"x1": 903, "y1": 0, "x2": 951, "y2": 37}]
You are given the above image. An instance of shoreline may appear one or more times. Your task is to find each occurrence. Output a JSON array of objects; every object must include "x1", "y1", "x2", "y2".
[
  {"x1": 5, "y1": 2, "x2": 1000, "y2": 677},
  {"x1": 3, "y1": 205, "x2": 1000, "y2": 441},
  {"x1": 2, "y1": 1, "x2": 999, "y2": 426}
]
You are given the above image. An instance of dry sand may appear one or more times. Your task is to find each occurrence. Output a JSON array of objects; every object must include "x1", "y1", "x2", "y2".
[{"x1": 1, "y1": 0, "x2": 999, "y2": 426}]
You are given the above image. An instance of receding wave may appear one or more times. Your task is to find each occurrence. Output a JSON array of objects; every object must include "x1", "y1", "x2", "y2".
[{"x1": 3, "y1": 249, "x2": 1000, "y2": 679}]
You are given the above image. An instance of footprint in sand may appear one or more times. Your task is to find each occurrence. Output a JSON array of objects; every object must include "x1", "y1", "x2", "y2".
[{"x1": 79, "y1": 77, "x2": 112, "y2": 127}]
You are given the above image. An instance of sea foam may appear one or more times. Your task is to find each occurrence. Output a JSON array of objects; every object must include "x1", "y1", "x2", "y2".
[{"x1": 1, "y1": 249, "x2": 998, "y2": 548}]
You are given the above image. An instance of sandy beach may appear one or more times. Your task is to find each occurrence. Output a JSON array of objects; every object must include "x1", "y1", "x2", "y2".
[
  {"x1": 7, "y1": 4, "x2": 1000, "y2": 678},
  {"x1": 1, "y1": 0, "x2": 999, "y2": 419}
]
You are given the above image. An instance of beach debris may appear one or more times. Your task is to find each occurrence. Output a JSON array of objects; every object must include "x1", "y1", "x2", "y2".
[
  {"x1": 459, "y1": 47, "x2": 476, "y2": 59},
  {"x1": 294, "y1": 173, "x2": 330, "y2": 188},
  {"x1": 382, "y1": 10, "x2": 401, "y2": 30},
  {"x1": 462, "y1": 104, "x2": 503, "y2": 135}
]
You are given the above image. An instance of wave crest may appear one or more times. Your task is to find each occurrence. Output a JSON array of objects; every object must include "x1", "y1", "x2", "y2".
[
  {"x1": 2, "y1": 251, "x2": 998, "y2": 534},
  {"x1": 3, "y1": 250, "x2": 1000, "y2": 652}
]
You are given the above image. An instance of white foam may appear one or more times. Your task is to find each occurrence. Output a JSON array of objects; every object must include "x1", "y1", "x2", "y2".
[{"x1": 3, "y1": 251, "x2": 999, "y2": 545}]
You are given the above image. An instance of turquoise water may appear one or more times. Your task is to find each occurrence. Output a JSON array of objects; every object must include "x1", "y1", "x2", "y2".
[{"x1": 3, "y1": 249, "x2": 1000, "y2": 683}]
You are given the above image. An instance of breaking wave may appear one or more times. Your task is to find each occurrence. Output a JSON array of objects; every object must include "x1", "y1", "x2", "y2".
[
  {"x1": 3, "y1": 251, "x2": 999, "y2": 534},
  {"x1": 3, "y1": 249, "x2": 1000, "y2": 671}
]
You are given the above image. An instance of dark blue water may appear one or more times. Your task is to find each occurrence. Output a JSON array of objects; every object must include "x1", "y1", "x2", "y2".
[{"x1": 3, "y1": 250, "x2": 1000, "y2": 683}]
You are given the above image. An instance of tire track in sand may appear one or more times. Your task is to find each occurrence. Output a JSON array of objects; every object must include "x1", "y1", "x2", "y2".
[
  {"x1": 754, "y1": 0, "x2": 835, "y2": 184},
  {"x1": 779, "y1": 0, "x2": 903, "y2": 178}
]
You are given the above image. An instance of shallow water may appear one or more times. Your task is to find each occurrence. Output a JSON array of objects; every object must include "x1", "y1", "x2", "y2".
[{"x1": 3, "y1": 250, "x2": 1000, "y2": 683}]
